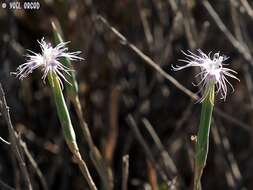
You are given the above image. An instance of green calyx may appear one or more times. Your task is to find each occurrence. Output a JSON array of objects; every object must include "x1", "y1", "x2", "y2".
[{"x1": 194, "y1": 82, "x2": 215, "y2": 190}]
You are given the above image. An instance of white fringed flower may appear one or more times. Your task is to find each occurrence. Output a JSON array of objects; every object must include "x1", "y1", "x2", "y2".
[
  {"x1": 13, "y1": 38, "x2": 83, "y2": 88},
  {"x1": 173, "y1": 49, "x2": 239, "y2": 101}
]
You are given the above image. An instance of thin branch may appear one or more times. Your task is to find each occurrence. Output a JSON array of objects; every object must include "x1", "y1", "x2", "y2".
[
  {"x1": 230, "y1": 0, "x2": 253, "y2": 108},
  {"x1": 121, "y1": 155, "x2": 129, "y2": 190},
  {"x1": 0, "y1": 136, "x2": 10, "y2": 145},
  {"x1": 0, "y1": 179, "x2": 15, "y2": 190},
  {"x1": 137, "y1": 0, "x2": 154, "y2": 49},
  {"x1": 96, "y1": 14, "x2": 251, "y2": 133},
  {"x1": 214, "y1": 108, "x2": 252, "y2": 132},
  {"x1": 105, "y1": 87, "x2": 120, "y2": 163},
  {"x1": 212, "y1": 121, "x2": 245, "y2": 189},
  {"x1": 147, "y1": 159, "x2": 158, "y2": 190},
  {"x1": 20, "y1": 139, "x2": 48, "y2": 190},
  {"x1": 240, "y1": 0, "x2": 253, "y2": 19},
  {"x1": 97, "y1": 15, "x2": 198, "y2": 101},
  {"x1": 142, "y1": 118, "x2": 178, "y2": 175},
  {"x1": 180, "y1": 0, "x2": 199, "y2": 49},
  {"x1": 0, "y1": 83, "x2": 33, "y2": 190},
  {"x1": 203, "y1": 0, "x2": 253, "y2": 64},
  {"x1": 167, "y1": 0, "x2": 178, "y2": 13},
  {"x1": 126, "y1": 114, "x2": 170, "y2": 186},
  {"x1": 73, "y1": 97, "x2": 113, "y2": 190}
]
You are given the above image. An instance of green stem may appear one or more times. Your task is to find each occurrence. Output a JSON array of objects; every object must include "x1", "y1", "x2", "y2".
[
  {"x1": 48, "y1": 72, "x2": 76, "y2": 142},
  {"x1": 51, "y1": 20, "x2": 78, "y2": 97},
  {"x1": 194, "y1": 82, "x2": 215, "y2": 190},
  {"x1": 51, "y1": 20, "x2": 113, "y2": 190},
  {"x1": 48, "y1": 71, "x2": 97, "y2": 190}
]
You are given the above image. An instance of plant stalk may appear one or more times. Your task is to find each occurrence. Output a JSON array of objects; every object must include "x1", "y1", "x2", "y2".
[
  {"x1": 51, "y1": 20, "x2": 113, "y2": 190},
  {"x1": 194, "y1": 82, "x2": 215, "y2": 190},
  {"x1": 48, "y1": 71, "x2": 97, "y2": 190}
]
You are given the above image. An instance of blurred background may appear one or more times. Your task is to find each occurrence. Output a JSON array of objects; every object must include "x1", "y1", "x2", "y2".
[{"x1": 0, "y1": 0, "x2": 252, "y2": 189}]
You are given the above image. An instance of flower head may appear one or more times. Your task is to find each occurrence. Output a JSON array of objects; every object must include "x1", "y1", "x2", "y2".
[
  {"x1": 13, "y1": 38, "x2": 83, "y2": 88},
  {"x1": 173, "y1": 49, "x2": 239, "y2": 102}
]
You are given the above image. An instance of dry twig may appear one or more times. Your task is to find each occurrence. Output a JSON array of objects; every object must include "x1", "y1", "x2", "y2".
[
  {"x1": 121, "y1": 155, "x2": 129, "y2": 190},
  {"x1": 97, "y1": 15, "x2": 198, "y2": 101},
  {"x1": 20, "y1": 140, "x2": 48, "y2": 190},
  {"x1": 126, "y1": 114, "x2": 170, "y2": 186},
  {"x1": 97, "y1": 14, "x2": 251, "y2": 133},
  {"x1": 0, "y1": 83, "x2": 33, "y2": 190}
]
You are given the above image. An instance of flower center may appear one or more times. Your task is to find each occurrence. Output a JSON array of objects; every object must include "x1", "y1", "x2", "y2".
[
  {"x1": 43, "y1": 47, "x2": 58, "y2": 68},
  {"x1": 206, "y1": 56, "x2": 224, "y2": 81}
]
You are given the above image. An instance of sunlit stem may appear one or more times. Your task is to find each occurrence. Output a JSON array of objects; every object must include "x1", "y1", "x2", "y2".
[
  {"x1": 194, "y1": 82, "x2": 215, "y2": 190},
  {"x1": 51, "y1": 20, "x2": 113, "y2": 190},
  {"x1": 47, "y1": 71, "x2": 97, "y2": 190}
]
